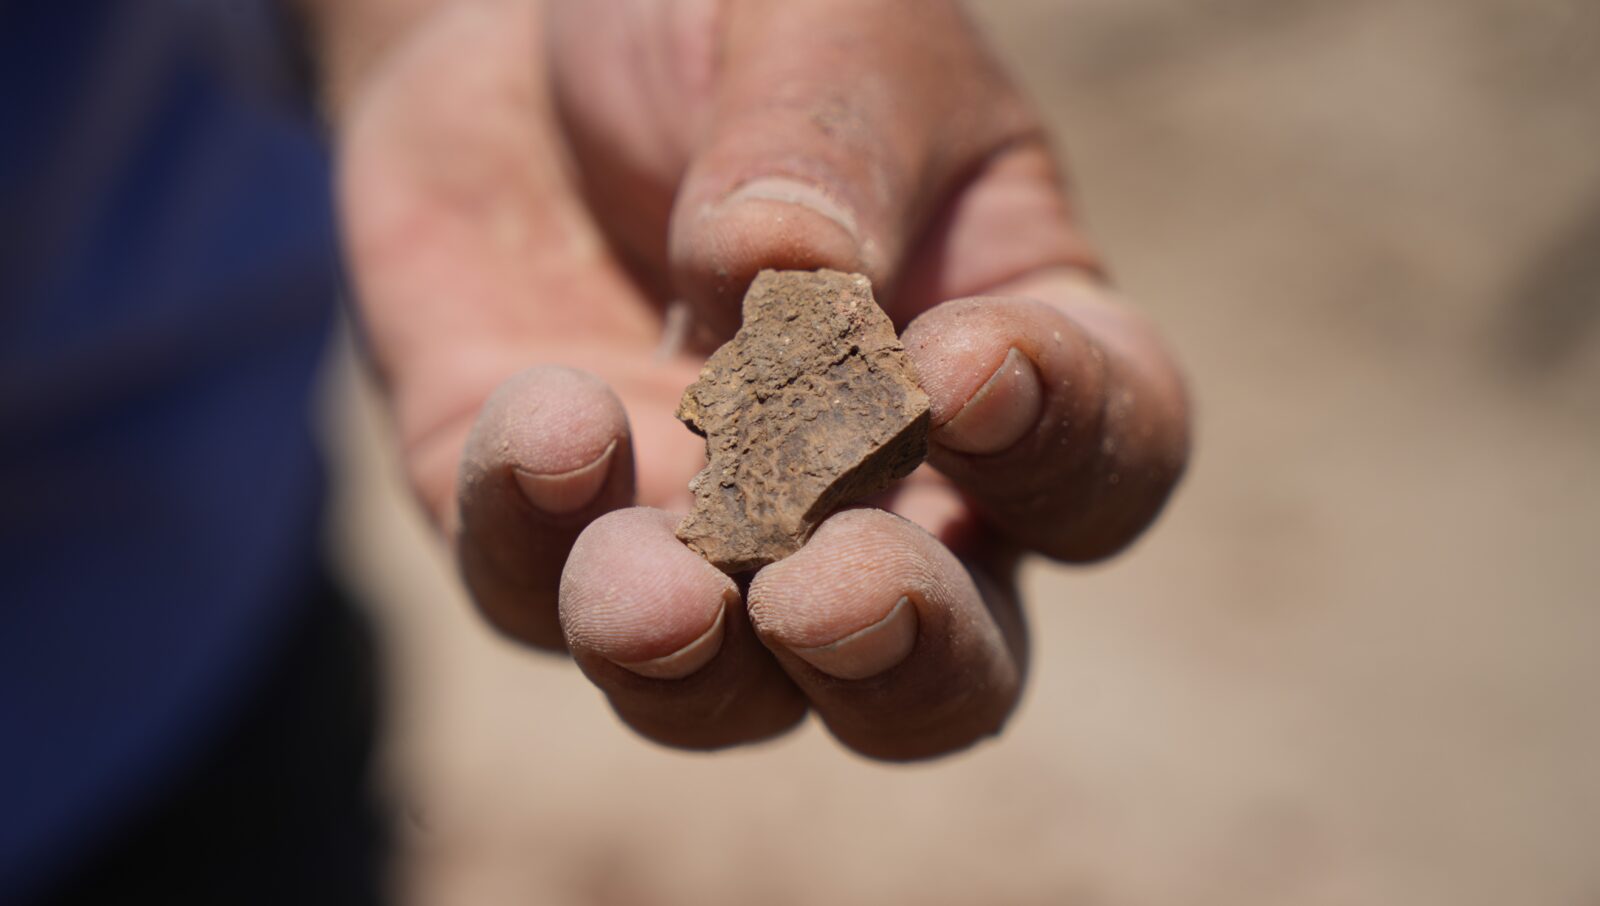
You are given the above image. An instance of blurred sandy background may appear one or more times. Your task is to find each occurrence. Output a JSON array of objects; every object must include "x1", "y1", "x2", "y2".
[{"x1": 322, "y1": 1, "x2": 1600, "y2": 903}]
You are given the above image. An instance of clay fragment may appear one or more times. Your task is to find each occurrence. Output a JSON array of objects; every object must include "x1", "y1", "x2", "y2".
[{"x1": 675, "y1": 269, "x2": 930, "y2": 573}]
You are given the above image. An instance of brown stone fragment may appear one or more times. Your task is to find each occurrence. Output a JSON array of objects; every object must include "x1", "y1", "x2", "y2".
[{"x1": 675, "y1": 269, "x2": 930, "y2": 573}]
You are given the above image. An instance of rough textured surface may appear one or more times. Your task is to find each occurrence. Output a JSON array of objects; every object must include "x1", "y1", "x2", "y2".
[{"x1": 675, "y1": 269, "x2": 930, "y2": 573}]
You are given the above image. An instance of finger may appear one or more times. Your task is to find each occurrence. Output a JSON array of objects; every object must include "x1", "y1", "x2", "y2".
[
  {"x1": 561, "y1": 508, "x2": 807, "y2": 749},
  {"x1": 666, "y1": 0, "x2": 1038, "y2": 335},
  {"x1": 456, "y1": 367, "x2": 635, "y2": 648},
  {"x1": 881, "y1": 94, "x2": 1186, "y2": 560},
  {"x1": 542, "y1": 0, "x2": 718, "y2": 285},
  {"x1": 340, "y1": 0, "x2": 660, "y2": 523},
  {"x1": 748, "y1": 508, "x2": 1024, "y2": 761},
  {"x1": 902, "y1": 277, "x2": 1190, "y2": 562}
]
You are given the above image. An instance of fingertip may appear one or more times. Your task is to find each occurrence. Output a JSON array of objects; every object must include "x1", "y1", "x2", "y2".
[
  {"x1": 786, "y1": 594, "x2": 919, "y2": 681},
  {"x1": 670, "y1": 178, "x2": 874, "y2": 335},
  {"x1": 559, "y1": 507, "x2": 809, "y2": 749},
  {"x1": 931, "y1": 347, "x2": 1043, "y2": 455},
  {"x1": 513, "y1": 438, "x2": 618, "y2": 515},
  {"x1": 903, "y1": 289, "x2": 1190, "y2": 562},
  {"x1": 455, "y1": 366, "x2": 637, "y2": 649},
  {"x1": 463, "y1": 367, "x2": 634, "y2": 521},
  {"x1": 748, "y1": 509, "x2": 935, "y2": 679},
  {"x1": 611, "y1": 598, "x2": 729, "y2": 680},
  {"x1": 748, "y1": 507, "x2": 1024, "y2": 759},
  {"x1": 721, "y1": 178, "x2": 862, "y2": 243},
  {"x1": 903, "y1": 298, "x2": 1049, "y2": 419},
  {"x1": 559, "y1": 507, "x2": 735, "y2": 676},
  {"x1": 903, "y1": 297, "x2": 1089, "y2": 457}
]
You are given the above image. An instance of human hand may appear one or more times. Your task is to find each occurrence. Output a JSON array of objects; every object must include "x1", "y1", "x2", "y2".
[{"x1": 329, "y1": 0, "x2": 1189, "y2": 760}]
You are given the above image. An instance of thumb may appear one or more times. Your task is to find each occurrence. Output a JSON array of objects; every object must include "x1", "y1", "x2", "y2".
[{"x1": 667, "y1": 0, "x2": 1034, "y2": 335}]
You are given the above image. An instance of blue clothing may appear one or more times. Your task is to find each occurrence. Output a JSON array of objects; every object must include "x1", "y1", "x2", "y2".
[{"x1": 0, "y1": 1, "x2": 337, "y2": 895}]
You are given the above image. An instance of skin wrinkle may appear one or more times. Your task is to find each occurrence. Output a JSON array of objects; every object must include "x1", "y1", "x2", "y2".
[
  {"x1": 751, "y1": 516, "x2": 939, "y2": 650},
  {"x1": 752, "y1": 510, "x2": 1008, "y2": 667},
  {"x1": 560, "y1": 509, "x2": 735, "y2": 664},
  {"x1": 460, "y1": 369, "x2": 629, "y2": 499},
  {"x1": 721, "y1": 178, "x2": 859, "y2": 237},
  {"x1": 698, "y1": 669, "x2": 748, "y2": 723},
  {"x1": 790, "y1": 596, "x2": 912, "y2": 656},
  {"x1": 933, "y1": 347, "x2": 1043, "y2": 455},
  {"x1": 613, "y1": 596, "x2": 728, "y2": 679}
]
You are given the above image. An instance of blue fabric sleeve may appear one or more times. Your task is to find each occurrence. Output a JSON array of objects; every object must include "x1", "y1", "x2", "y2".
[{"x1": 0, "y1": 0, "x2": 341, "y2": 895}]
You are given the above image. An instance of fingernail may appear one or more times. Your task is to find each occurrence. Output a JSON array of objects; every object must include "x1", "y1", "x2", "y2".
[
  {"x1": 612, "y1": 597, "x2": 728, "y2": 680},
  {"x1": 788, "y1": 596, "x2": 918, "y2": 680},
  {"x1": 719, "y1": 177, "x2": 859, "y2": 240},
  {"x1": 934, "y1": 348, "x2": 1042, "y2": 455},
  {"x1": 514, "y1": 440, "x2": 617, "y2": 515}
]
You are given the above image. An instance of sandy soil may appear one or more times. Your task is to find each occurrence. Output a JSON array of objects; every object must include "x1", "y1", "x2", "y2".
[{"x1": 324, "y1": 1, "x2": 1600, "y2": 903}]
